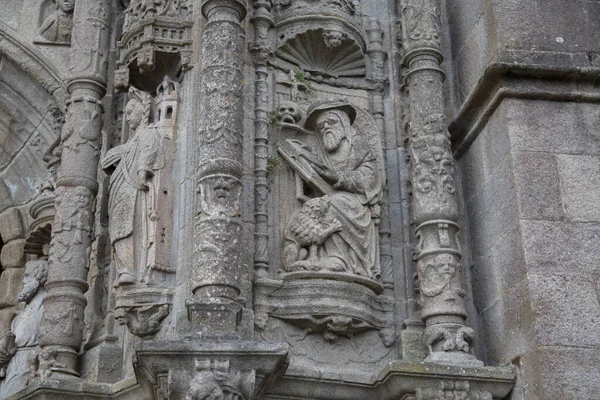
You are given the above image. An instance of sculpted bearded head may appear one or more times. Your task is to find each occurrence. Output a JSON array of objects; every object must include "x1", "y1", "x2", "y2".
[
  {"x1": 305, "y1": 99, "x2": 357, "y2": 153},
  {"x1": 18, "y1": 260, "x2": 49, "y2": 303}
]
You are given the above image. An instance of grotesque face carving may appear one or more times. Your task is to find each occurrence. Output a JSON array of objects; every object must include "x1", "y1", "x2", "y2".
[
  {"x1": 278, "y1": 101, "x2": 302, "y2": 124},
  {"x1": 58, "y1": 0, "x2": 76, "y2": 13},
  {"x1": 316, "y1": 111, "x2": 346, "y2": 153},
  {"x1": 125, "y1": 99, "x2": 144, "y2": 131}
]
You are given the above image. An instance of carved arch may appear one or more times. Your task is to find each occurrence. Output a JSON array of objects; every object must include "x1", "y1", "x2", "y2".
[{"x1": 0, "y1": 21, "x2": 66, "y2": 103}]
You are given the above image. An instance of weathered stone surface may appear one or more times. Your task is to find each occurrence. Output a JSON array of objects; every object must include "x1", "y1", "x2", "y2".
[
  {"x1": 1, "y1": 0, "x2": 600, "y2": 398},
  {"x1": 0, "y1": 239, "x2": 26, "y2": 269},
  {"x1": 512, "y1": 151, "x2": 563, "y2": 221},
  {"x1": 556, "y1": 154, "x2": 600, "y2": 222},
  {"x1": 0, "y1": 208, "x2": 24, "y2": 242},
  {"x1": 0, "y1": 268, "x2": 24, "y2": 308}
]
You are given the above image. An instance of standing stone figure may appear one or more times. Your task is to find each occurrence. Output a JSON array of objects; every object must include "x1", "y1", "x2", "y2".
[
  {"x1": 39, "y1": 0, "x2": 75, "y2": 44},
  {"x1": 102, "y1": 87, "x2": 165, "y2": 288},
  {"x1": 0, "y1": 260, "x2": 48, "y2": 398},
  {"x1": 282, "y1": 100, "x2": 383, "y2": 279}
]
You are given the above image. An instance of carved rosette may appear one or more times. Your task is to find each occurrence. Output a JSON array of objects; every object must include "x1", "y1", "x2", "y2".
[
  {"x1": 39, "y1": 0, "x2": 111, "y2": 378},
  {"x1": 188, "y1": 0, "x2": 248, "y2": 333},
  {"x1": 401, "y1": 0, "x2": 482, "y2": 366}
]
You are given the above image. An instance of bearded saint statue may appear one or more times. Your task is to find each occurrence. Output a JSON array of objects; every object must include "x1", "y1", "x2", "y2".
[{"x1": 0, "y1": 260, "x2": 48, "y2": 398}]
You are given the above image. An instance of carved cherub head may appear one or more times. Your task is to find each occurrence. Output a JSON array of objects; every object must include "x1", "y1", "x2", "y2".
[
  {"x1": 323, "y1": 30, "x2": 345, "y2": 48},
  {"x1": 278, "y1": 101, "x2": 302, "y2": 124},
  {"x1": 18, "y1": 260, "x2": 49, "y2": 303},
  {"x1": 73, "y1": 186, "x2": 91, "y2": 209}
]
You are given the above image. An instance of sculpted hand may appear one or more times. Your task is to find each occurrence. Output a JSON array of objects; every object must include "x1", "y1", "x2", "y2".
[
  {"x1": 312, "y1": 164, "x2": 340, "y2": 184},
  {"x1": 137, "y1": 170, "x2": 149, "y2": 189}
]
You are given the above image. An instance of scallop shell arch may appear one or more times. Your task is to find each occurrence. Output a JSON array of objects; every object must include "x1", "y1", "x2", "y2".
[{"x1": 276, "y1": 29, "x2": 366, "y2": 78}]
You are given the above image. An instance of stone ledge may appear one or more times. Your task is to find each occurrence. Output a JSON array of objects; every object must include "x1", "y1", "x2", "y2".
[
  {"x1": 265, "y1": 362, "x2": 515, "y2": 399},
  {"x1": 449, "y1": 49, "x2": 600, "y2": 158}
]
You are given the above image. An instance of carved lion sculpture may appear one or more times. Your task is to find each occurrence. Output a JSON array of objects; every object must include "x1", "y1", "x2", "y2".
[{"x1": 282, "y1": 196, "x2": 342, "y2": 271}]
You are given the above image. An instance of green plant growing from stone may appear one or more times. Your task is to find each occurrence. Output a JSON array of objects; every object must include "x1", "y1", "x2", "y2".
[
  {"x1": 268, "y1": 111, "x2": 282, "y2": 125},
  {"x1": 293, "y1": 70, "x2": 315, "y2": 98},
  {"x1": 267, "y1": 155, "x2": 280, "y2": 173}
]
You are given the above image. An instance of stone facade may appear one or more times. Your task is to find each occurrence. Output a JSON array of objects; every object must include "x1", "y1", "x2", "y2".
[{"x1": 0, "y1": 0, "x2": 598, "y2": 399}]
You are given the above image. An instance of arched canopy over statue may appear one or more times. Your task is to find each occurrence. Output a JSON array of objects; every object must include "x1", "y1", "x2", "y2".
[{"x1": 279, "y1": 98, "x2": 384, "y2": 282}]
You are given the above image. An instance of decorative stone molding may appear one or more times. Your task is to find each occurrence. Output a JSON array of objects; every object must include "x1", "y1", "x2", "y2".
[
  {"x1": 416, "y1": 381, "x2": 492, "y2": 400},
  {"x1": 266, "y1": 279, "x2": 394, "y2": 343},
  {"x1": 250, "y1": 0, "x2": 274, "y2": 285}
]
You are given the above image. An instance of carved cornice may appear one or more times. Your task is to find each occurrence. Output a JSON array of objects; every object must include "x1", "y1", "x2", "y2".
[{"x1": 450, "y1": 49, "x2": 600, "y2": 158}]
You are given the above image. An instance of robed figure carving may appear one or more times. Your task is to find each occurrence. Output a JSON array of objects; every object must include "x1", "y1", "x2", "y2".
[
  {"x1": 39, "y1": 0, "x2": 75, "y2": 44},
  {"x1": 102, "y1": 87, "x2": 166, "y2": 288},
  {"x1": 280, "y1": 99, "x2": 383, "y2": 281}
]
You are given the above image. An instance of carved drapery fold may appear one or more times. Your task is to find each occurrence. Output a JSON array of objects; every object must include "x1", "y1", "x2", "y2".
[{"x1": 400, "y1": 0, "x2": 482, "y2": 366}]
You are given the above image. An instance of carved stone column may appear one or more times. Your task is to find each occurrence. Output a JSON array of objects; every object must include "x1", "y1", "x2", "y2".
[
  {"x1": 188, "y1": 0, "x2": 249, "y2": 333},
  {"x1": 39, "y1": 0, "x2": 111, "y2": 377},
  {"x1": 250, "y1": 0, "x2": 273, "y2": 330},
  {"x1": 400, "y1": 0, "x2": 482, "y2": 366}
]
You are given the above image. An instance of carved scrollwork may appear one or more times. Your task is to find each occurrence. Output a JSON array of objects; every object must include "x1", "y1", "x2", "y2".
[{"x1": 401, "y1": 0, "x2": 441, "y2": 50}]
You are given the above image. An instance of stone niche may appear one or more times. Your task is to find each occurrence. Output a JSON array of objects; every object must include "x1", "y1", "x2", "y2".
[{"x1": 255, "y1": 0, "x2": 397, "y2": 371}]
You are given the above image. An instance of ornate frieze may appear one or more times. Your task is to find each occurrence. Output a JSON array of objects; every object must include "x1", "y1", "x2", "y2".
[{"x1": 416, "y1": 381, "x2": 492, "y2": 400}]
